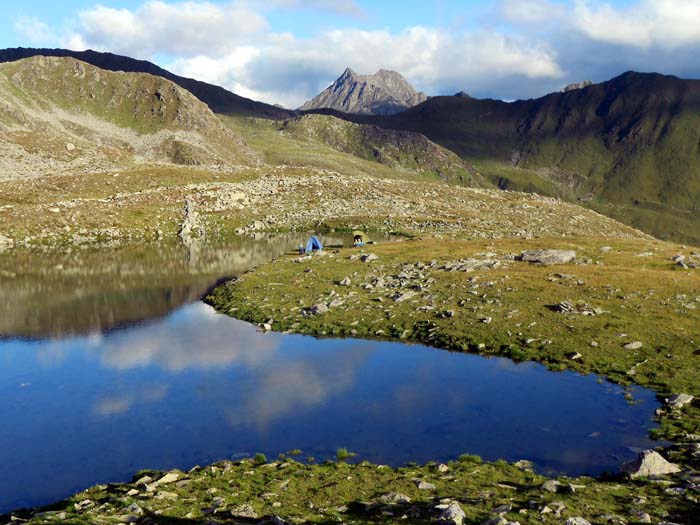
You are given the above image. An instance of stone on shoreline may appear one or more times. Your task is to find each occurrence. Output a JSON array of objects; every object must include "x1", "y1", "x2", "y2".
[{"x1": 621, "y1": 450, "x2": 681, "y2": 478}]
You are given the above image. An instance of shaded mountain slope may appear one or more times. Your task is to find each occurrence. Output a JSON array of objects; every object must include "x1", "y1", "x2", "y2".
[
  {"x1": 0, "y1": 47, "x2": 291, "y2": 119},
  {"x1": 300, "y1": 68, "x2": 427, "y2": 115},
  {"x1": 312, "y1": 71, "x2": 700, "y2": 242},
  {"x1": 277, "y1": 114, "x2": 486, "y2": 185},
  {"x1": 0, "y1": 56, "x2": 258, "y2": 178}
]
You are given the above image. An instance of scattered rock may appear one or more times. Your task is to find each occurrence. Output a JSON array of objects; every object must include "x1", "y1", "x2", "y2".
[
  {"x1": 566, "y1": 518, "x2": 591, "y2": 525},
  {"x1": 304, "y1": 303, "x2": 329, "y2": 315},
  {"x1": 492, "y1": 503, "x2": 512, "y2": 515},
  {"x1": 518, "y1": 249, "x2": 576, "y2": 265},
  {"x1": 379, "y1": 492, "x2": 411, "y2": 504},
  {"x1": 666, "y1": 393, "x2": 694, "y2": 410},
  {"x1": 621, "y1": 450, "x2": 681, "y2": 478},
  {"x1": 415, "y1": 480, "x2": 436, "y2": 490},
  {"x1": 392, "y1": 291, "x2": 417, "y2": 302},
  {"x1": 156, "y1": 472, "x2": 180, "y2": 485},
  {"x1": 438, "y1": 501, "x2": 466, "y2": 525},
  {"x1": 361, "y1": 253, "x2": 378, "y2": 262},
  {"x1": 231, "y1": 504, "x2": 258, "y2": 519},
  {"x1": 0, "y1": 233, "x2": 14, "y2": 251},
  {"x1": 631, "y1": 510, "x2": 652, "y2": 523},
  {"x1": 541, "y1": 480, "x2": 561, "y2": 493},
  {"x1": 339, "y1": 277, "x2": 352, "y2": 286},
  {"x1": 65, "y1": 142, "x2": 76, "y2": 151}
]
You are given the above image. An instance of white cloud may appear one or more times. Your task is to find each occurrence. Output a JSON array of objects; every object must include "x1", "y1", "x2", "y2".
[
  {"x1": 65, "y1": 1, "x2": 268, "y2": 58},
  {"x1": 19, "y1": 0, "x2": 700, "y2": 108},
  {"x1": 268, "y1": 0, "x2": 365, "y2": 17},
  {"x1": 13, "y1": 16, "x2": 53, "y2": 45},
  {"x1": 500, "y1": 0, "x2": 566, "y2": 24},
  {"x1": 573, "y1": 0, "x2": 700, "y2": 49},
  {"x1": 169, "y1": 26, "x2": 564, "y2": 107}
]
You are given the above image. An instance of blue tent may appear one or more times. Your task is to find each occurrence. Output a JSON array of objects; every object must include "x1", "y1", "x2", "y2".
[{"x1": 305, "y1": 236, "x2": 323, "y2": 253}]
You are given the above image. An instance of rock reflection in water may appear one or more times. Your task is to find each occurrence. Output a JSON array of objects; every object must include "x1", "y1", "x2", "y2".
[{"x1": 0, "y1": 234, "x2": 348, "y2": 339}]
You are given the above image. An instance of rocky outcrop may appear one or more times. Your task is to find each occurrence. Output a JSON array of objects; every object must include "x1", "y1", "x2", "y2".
[
  {"x1": 621, "y1": 450, "x2": 681, "y2": 478},
  {"x1": 562, "y1": 80, "x2": 593, "y2": 92},
  {"x1": 518, "y1": 249, "x2": 576, "y2": 265},
  {"x1": 300, "y1": 68, "x2": 427, "y2": 115}
]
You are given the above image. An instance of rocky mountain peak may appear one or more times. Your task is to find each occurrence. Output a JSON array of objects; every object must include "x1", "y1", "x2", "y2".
[
  {"x1": 300, "y1": 67, "x2": 427, "y2": 115},
  {"x1": 562, "y1": 80, "x2": 593, "y2": 92}
]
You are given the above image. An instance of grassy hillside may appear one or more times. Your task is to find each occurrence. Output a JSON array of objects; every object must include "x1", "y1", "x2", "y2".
[
  {"x1": 0, "y1": 47, "x2": 290, "y2": 119},
  {"x1": 0, "y1": 56, "x2": 257, "y2": 177},
  {"x1": 277, "y1": 114, "x2": 487, "y2": 185}
]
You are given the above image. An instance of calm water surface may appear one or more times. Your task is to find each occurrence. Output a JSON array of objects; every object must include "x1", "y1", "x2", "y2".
[{"x1": 0, "y1": 237, "x2": 662, "y2": 512}]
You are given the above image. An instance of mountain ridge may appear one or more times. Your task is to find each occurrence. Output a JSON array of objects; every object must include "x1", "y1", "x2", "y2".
[
  {"x1": 307, "y1": 70, "x2": 700, "y2": 243},
  {"x1": 0, "y1": 47, "x2": 292, "y2": 120},
  {"x1": 0, "y1": 55, "x2": 257, "y2": 178},
  {"x1": 300, "y1": 67, "x2": 427, "y2": 115}
]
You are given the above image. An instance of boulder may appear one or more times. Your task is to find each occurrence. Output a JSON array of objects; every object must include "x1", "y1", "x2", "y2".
[
  {"x1": 518, "y1": 249, "x2": 576, "y2": 265},
  {"x1": 666, "y1": 393, "x2": 694, "y2": 410},
  {"x1": 415, "y1": 479, "x2": 436, "y2": 490},
  {"x1": 156, "y1": 472, "x2": 180, "y2": 485},
  {"x1": 0, "y1": 233, "x2": 13, "y2": 252},
  {"x1": 361, "y1": 253, "x2": 378, "y2": 263},
  {"x1": 306, "y1": 303, "x2": 328, "y2": 315},
  {"x1": 339, "y1": 277, "x2": 351, "y2": 286},
  {"x1": 379, "y1": 492, "x2": 411, "y2": 504},
  {"x1": 566, "y1": 519, "x2": 591, "y2": 525},
  {"x1": 541, "y1": 480, "x2": 561, "y2": 493},
  {"x1": 231, "y1": 504, "x2": 258, "y2": 519},
  {"x1": 621, "y1": 450, "x2": 681, "y2": 478},
  {"x1": 439, "y1": 501, "x2": 466, "y2": 525},
  {"x1": 623, "y1": 341, "x2": 643, "y2": 350}
]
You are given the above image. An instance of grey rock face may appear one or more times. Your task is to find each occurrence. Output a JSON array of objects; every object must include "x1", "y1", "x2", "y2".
[
  {"x1": 666, "y1": 393, "x2": 694, "y2": 410},
  {"x1": 621, "y1": 450, "x2": 681, "y2": 478},
  {"x1": 518, "y1": 249, "x2": 576, "y2": 265},
  {"x1": 438, "y1": 501, "x2": 466, "y2": 525},
  {"x1": 565, "y1": 518, "x2": 592, "y2": 525},
  {"x1": 562, "y1": 80, "x2": 593, "y2": 92},
  {"x1": 300, "y1": 68, "x2": 427, "y2": 115}
]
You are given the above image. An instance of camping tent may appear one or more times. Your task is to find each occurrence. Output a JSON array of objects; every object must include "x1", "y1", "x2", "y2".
[
  {"x1": 305, "y1": 236, "x2": 323, "y2": 253},
  {"x1": 352, "y1": 230, "x2": 367, "y2": 246}
]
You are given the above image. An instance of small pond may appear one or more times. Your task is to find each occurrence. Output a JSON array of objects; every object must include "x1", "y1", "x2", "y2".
[{"x1": 0, "y1": 237, "x2": 663, "y2": 513}]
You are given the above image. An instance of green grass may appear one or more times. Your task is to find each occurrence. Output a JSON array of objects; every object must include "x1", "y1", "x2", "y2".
[
  {"x1": 6, "y1": 453, "x2": 695, "y2": 525},
  {"x1": 207, "y1": 236, "x2": 700, "y2": 451}
]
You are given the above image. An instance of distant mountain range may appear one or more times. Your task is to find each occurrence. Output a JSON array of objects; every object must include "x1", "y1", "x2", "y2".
[
  {"x1": 317, "y1": 71, "x2": 700, "y2": 242},
  {"x1": 1, "y1": 48, "x2": 700, "y2": 243},
  {"x1": 300, "y1": 68, "x2": 427, "y2": 115}
]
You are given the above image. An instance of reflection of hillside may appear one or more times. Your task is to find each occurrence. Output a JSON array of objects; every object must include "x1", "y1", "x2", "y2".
[{"x1": 0, "y1": 235, "x2": 349, "y2": 339}]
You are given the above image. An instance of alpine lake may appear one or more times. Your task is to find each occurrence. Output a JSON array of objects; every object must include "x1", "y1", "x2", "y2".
[{"x1": 0, "y1": 235, "x2": 663, "y2": 513}]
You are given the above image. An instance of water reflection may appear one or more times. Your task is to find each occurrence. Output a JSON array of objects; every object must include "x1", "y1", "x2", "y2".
[
  {"x1": 0, "y1": 237, "x2": 665, "y2": 514},
  {"x1": 0, "y1": 234, "x2": 348, "y2": 339},
  {"x1": 0, "y1": 302, "x2": 662, "y2": 512}
]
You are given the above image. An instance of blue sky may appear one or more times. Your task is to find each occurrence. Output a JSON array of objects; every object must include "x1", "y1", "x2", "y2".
[{"x1": 3, "y1": 1, "x2": 700, "y2": 107}]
